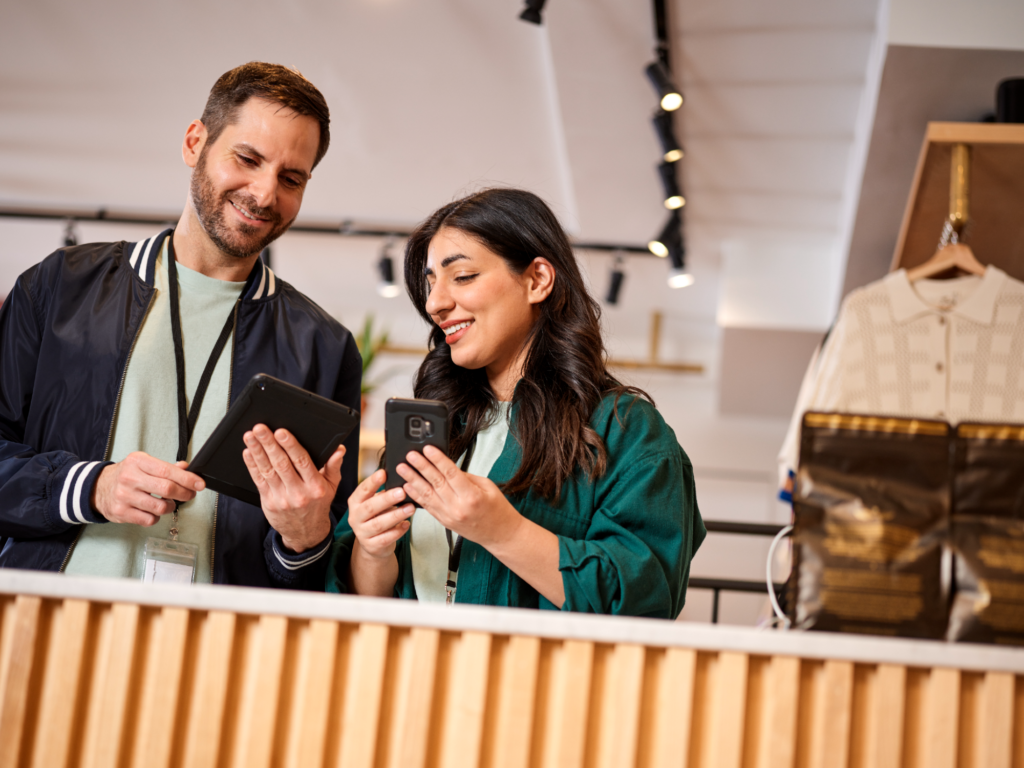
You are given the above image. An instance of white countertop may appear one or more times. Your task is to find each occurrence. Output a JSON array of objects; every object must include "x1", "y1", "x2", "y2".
[{"x1": 1, "y1": 568, "x2": 1020, "y2": 674}]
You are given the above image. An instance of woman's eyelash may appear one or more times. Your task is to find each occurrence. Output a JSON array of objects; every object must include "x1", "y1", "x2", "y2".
[{"x1": 454, "y1": 274, "x2": 478, "y2": 283}]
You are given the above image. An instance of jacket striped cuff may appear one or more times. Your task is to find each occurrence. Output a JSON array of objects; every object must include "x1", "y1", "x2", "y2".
[
  {"x1": 271, "y1": 531, "x2": 332, "y2": 571},
  {"x1": 56, "y1": 460, "x2": 112, "y2": 525}
]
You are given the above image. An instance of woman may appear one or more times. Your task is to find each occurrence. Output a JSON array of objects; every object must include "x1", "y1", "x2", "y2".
[{"x1": 327, "y1": 188, "x2": 704, "y2": 617}]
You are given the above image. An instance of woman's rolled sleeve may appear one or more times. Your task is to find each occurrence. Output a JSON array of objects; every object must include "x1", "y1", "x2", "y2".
[{"x1": 557, "y1": 449, "x2": 702, "y2": 618}]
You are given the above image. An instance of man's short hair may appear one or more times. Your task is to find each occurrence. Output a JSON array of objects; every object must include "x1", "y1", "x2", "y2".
[{"x1": 201, "y1": 62, "x2": 331, "y2": 169}]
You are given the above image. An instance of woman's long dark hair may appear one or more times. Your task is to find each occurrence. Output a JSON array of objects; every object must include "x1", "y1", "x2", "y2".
[{"x1": 404, "y1": 188, "x2": 652, "y2": 500}]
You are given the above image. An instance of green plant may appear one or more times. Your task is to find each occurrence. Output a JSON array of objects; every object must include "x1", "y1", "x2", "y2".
[{"x1": 355, "y1": 314, "x2": 390, "y2": 396}]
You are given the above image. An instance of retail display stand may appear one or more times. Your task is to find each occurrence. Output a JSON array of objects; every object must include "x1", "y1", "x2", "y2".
[
  {"x1": 1, "y1": 570, "x2": 1023, "y2": 768},
  {"x1": 891, "y1": 122, "x2": 1024, "y2": 279}
]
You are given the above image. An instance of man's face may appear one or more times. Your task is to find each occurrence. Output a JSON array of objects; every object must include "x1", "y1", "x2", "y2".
[{"x1": 189, "y1": 97, "x2": 319, "y2": 259}]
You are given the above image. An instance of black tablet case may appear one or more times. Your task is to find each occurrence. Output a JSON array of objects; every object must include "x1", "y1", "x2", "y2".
[{"x1": 188, "y1": 373, "x2": 359, "y2": 507}]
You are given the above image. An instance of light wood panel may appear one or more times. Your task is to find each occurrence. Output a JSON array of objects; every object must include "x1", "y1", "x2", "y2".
[{"x1": 1, "y1": 592, "x2": 1023, "y2": 768}]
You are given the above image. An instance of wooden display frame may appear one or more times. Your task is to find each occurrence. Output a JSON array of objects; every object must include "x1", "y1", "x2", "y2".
[
  {"x1": 891, "y1": 122, "x2": 1024, "y2": 279},
  {"x1": 2, "y1": 570, "x2": 1024, "y2": 768}
]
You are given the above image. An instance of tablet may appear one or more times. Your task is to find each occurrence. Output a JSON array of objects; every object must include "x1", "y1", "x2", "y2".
[{"x1": 188, "y1": 373, "x2": 359, "y2": 507}]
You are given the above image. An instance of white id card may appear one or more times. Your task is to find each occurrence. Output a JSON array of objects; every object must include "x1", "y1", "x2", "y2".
[{"x1": 142, "y1": 537, "x2": 198, "y2": 584}]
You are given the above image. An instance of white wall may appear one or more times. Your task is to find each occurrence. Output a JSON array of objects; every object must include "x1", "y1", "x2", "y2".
[{"x1": 889, "y1": 0, "x2": 1024, "y2": 50}]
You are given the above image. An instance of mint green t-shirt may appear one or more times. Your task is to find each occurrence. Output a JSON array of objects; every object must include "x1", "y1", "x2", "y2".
[
  {"x1": 64, "y1": 240, "x2": 245, "y2": 582},
  {"x1": 410, "y1": 401, "x2": 511, "y2": 602}
]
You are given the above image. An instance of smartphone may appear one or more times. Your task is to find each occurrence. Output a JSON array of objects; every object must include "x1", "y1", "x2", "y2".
[{"x1": 384, "y1": 398, "x2": 450, "y2": 504}]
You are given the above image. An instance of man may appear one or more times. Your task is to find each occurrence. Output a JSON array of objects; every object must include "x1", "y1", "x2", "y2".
[{"x1": 0, "y1": 62, "x2": 361, "y2": 589}]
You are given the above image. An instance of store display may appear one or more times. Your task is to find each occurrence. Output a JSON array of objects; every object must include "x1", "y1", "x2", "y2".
[
  {"x1": 778, "y1": 265, "x2": 1024, "y2": 490},
  {"x1": 781, "y1": 127, "x2": 1024, "y2": 492},
  {"x1": 953, "y1": 422, "x2": 1024, "y2": 519},
  {"x1": 791, "y1": 414, "x2": 1024, "y2": 643},
  {"x1": 947, "y1": 422, "x2": 1024, "y2": 644},
  {"x1": 789, "y1": 413, "x2": 950, "y2": 638},
  {"x1": 948, "y1": 516, "x2": 1024, "y2": 645}
]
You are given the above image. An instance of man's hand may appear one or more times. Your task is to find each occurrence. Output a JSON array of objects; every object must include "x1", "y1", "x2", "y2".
[
  {"x1": 91, "y1": 453, "x2": 205, "y2": 526},
  {"x1": 242, "y1": 424, "x2": 343, "y2": 553}
]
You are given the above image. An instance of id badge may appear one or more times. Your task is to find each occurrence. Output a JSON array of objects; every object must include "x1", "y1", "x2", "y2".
[{"x1": 142, "y1": 537, "x2": 198, "y2": 584}]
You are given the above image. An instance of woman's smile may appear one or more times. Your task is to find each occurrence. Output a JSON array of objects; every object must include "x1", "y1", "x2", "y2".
[{"x1": 441, "y1": 318, "x2": 474, "y2": 342}]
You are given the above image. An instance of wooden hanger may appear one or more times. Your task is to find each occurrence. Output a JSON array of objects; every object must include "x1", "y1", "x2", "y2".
[
  {"x1": 907, "y1": 143, "x2": 987, "y2": 282},
  {"x1": 906, "y1": 242, "x2": 986, "y2": 281}
]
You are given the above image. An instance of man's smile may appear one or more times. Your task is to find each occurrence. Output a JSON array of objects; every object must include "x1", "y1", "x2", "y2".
[{"x1": 229, "y1": 199, "x2": 271, "y2": 223}]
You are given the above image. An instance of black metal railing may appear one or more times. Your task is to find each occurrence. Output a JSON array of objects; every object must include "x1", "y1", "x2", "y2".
[{"x1": 687, "y1": 520, "x2": 788, "y2": 624}]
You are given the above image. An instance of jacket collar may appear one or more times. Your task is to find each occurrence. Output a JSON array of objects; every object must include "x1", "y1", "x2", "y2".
[
  {"x1": 124, "y1": 228, "x2": 278, "y2": 300},
  {"x1": 885, "y1": 266, "x2": 1005, "y2": 326}
]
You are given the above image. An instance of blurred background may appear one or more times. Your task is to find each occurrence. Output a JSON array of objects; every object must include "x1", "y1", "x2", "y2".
[{"x1": 1, "y1": 0, "x2": 1022, "y2": 624}]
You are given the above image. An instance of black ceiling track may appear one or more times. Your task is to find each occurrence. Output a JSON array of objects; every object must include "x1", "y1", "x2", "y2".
[
  {"x1": 652, "y1": 0, "x2": 672, "y2": 69},
  {"x1": 0, "y1": 205, "x2": 655, "y2": 255}
]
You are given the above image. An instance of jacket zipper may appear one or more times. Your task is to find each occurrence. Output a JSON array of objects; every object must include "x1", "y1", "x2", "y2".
[
  {"x1": 210, "y1": 300, "x2": 240, "y2": 579},
  {"x1": 60, "y1": 292, "x2": 155, "y2": 572}
]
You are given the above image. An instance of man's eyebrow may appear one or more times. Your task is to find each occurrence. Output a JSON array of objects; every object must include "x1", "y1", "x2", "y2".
[
  {"x1": 423, "y1": 253, "x2": 470, "y2": 276},
  {"x1": 234, "y1": 143, "x2": 311, "y2": 181}
]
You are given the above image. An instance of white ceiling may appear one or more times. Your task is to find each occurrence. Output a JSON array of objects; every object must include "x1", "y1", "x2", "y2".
[
  {"x1": 3, "y1": 3, "x2": 545, "y2": 220},
  {"x1": 674, "y1": 0, "x2": 885, "y2": 333},
  {"x1": 0, "y1": 0, "x2": 889, "y2": 411}
]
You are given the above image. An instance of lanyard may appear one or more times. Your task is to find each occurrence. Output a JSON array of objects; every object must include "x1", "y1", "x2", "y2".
[
  {"x1": 444, "y1": 437, "x2": 476, "y2": 604},
  {"x1": 166, "y1": 236, "x2": 241, "y2": 539}
]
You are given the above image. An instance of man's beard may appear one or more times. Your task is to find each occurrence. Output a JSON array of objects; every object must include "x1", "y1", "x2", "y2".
[{"x1": 190, "y1": 149, "x2": 292, "y2": 259}]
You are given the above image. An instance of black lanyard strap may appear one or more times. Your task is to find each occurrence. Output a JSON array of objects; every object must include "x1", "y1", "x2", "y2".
[
  {"x1": 444, "y1": 436, "x2": 477, "y2": 583},
  {"x1": 167, "y1": 236, "x2": 241, "y2": 464}
]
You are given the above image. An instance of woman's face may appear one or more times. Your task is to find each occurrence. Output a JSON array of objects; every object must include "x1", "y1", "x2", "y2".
[{"x1": 424, "y1": 227, "x2": 553, "y2": 389}]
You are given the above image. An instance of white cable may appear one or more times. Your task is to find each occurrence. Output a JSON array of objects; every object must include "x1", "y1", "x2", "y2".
[{"x1": 767, "y1": 524, "x2": 794, "y2": 629}]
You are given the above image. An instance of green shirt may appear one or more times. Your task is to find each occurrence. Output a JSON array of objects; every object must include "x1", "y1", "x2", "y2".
[
  {"x1": 64, "y1": 241, "x2": 244, "y2": 582},
  {"x1": 327, "y1": 394, "x2": 706, "y2": 618}
]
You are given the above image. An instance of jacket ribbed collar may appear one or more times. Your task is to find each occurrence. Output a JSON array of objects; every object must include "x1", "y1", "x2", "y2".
[{"x1": 124, "y1": 228, "x2": 278, "y2": 300}]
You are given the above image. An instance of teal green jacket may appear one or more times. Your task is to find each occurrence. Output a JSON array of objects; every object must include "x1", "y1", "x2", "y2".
[{"x1": 326, "y1": 394, "x2": 705, "y2": 618}]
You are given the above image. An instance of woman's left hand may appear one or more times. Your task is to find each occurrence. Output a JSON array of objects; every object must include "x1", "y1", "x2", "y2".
[{"x1": 397, "y1": 444, "x2": 523, "y2": 548}]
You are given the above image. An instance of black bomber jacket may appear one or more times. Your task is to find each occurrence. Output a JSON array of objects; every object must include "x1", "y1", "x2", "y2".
[{"x1": 0, "y1": 229, "x2": 361, "y2": 589}]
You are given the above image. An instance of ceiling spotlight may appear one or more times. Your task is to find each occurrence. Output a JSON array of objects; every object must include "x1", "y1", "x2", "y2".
[
  {"x1": 377, "y1": 237, "x2": 400, "y2": 298},
  {"x1": 605, "y1": 255, "x2": 626, "y2": 305},
  {"x1": 667, "y1": 242, "x2": 694, "y2": 289},
  {"x1": 63, "y1": 219, "x2": 77, "y2": 247},
  {"x1": 652, "y1": 110, "x2": 683, "y2": 163},
  {"x1": 658, "y1": 161, "x2": 685, "y2": 210},
  {"x1": 668, "y1": 268, "x2": 695, "y2": 289},
  {"x1": 646, "y1": 61, "x2": 683, "y2": 112},
  {"x1": 519, "y1": 0, "x2": 546, "y2": 24},
  {"x1": 648, "y1": 212, "x2": 682, "y2": 257}
]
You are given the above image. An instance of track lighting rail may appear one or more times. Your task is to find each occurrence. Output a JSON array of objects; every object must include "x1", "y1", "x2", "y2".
[{"x1": 0, "y1": 205, "x2": 658, "y2": 256}]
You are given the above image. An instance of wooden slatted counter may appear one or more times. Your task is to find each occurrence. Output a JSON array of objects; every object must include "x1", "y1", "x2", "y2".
[{"x1": 0, "y1": 570, "x2": 1022, "y2": 768}]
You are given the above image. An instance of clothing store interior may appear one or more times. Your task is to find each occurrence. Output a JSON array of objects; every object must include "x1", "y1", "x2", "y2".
[{"x1": 1, "y1": 0, "x2": 1024, "y2": 765}]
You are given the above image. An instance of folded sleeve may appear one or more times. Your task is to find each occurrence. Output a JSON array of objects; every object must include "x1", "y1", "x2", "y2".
[{"x1": 558, "y1": 447, "x2": 704, "y2": 618}]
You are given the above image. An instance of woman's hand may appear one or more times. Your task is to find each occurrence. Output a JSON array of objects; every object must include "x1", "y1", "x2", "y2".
[
  {"x1": 345, "y1": 468, "x2": 414, "y2": 597},
  {"x1": 398, "y1": 445, "x2": 565, "y2": 606},
  {"x1": 347, "y1": 469, "x2": 416, "y2": 558},
  {"x1": 397, "y1": 444, "x2": 523, "y2": 548}
]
